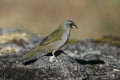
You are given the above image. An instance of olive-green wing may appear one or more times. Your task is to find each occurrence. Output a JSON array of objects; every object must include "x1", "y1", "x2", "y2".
[
  {"x1": 22, "y1": 46, "x2": 40, "y2": 60},
  {"x1": 39, "y1": 27, "x2": 64, "y2": 46},
  {"x1": 22, "y1": 27, "x2": 64, "y2": 60}
]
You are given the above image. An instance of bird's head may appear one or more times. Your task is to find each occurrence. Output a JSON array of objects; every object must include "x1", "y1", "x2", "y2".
[{"x1": 61, "y1": 20, "x2": 78, "y2": 30}]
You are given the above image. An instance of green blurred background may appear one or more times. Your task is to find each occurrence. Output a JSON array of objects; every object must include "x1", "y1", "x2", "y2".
[{"x1": 0, "y1": 0, "x2": 120, "y2": 39}]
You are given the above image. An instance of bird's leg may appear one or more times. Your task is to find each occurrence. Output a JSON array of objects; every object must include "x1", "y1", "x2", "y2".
[{"x1": 49, "y1": 51, "x2": 58, "y2": 62}]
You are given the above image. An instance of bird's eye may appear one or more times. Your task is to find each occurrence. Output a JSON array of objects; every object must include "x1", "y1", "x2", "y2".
[{"x1": 69, "y1": 23, "x2": 73, "y2": 26}]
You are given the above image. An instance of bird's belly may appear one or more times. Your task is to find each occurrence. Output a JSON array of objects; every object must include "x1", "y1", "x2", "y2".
[{"x1": 52, "y1": 38, "x2": 67, "y2": 50}]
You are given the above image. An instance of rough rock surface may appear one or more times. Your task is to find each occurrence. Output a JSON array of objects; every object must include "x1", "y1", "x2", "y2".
[{"x1": 0, "y1": 28, "x2": 120, "y2": 80}]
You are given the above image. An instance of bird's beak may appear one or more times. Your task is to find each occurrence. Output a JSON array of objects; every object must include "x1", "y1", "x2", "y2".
[{"x1": 72, "y1": 25, "x2": 78, "y2": 29}]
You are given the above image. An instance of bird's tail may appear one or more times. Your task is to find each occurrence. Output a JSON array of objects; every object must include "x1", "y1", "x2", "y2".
[{"x1": 22, "y1": 47, "x2": 40, "y2": 60}]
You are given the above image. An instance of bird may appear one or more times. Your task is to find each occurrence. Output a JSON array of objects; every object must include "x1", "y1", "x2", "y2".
[{"x1": 22, "y1": 20, "x2": 78, "y2": 62}]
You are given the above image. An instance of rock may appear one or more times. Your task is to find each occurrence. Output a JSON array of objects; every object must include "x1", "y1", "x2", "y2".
[{"x1": 0, "y1": 28, "x2": 120, "y2": 80}]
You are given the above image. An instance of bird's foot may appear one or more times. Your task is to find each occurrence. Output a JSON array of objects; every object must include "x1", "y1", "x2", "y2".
[{"x1": 49, "y1": 56, "x2": 57, "y2": 62}]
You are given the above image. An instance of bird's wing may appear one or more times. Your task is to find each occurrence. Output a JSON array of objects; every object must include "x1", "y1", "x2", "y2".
[
  {"x1": 22, "y1": 46, "x2": 40, "y2": 60},
  {"x1": 22, "y1": 27, "x2": 64, "y2": 61},
  {"x1": 39, "y1": 27, "x2": 64, "y2": 46}
]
